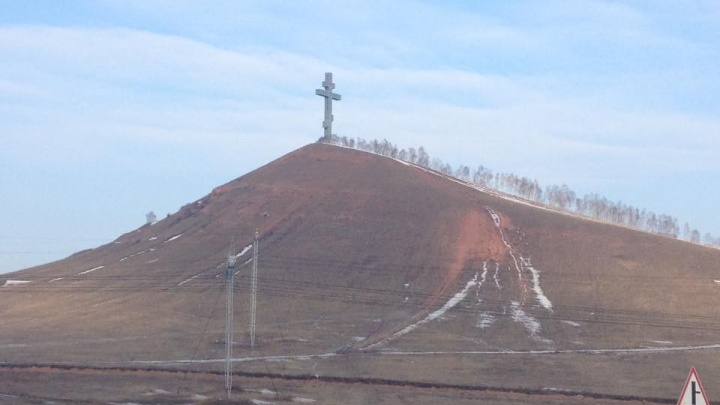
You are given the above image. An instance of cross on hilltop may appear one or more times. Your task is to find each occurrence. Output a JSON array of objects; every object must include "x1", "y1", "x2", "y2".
[{"x1": 315, "y1": 72, "x2": 341, "y2": 141}]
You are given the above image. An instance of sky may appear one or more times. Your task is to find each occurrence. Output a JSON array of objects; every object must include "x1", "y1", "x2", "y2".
[{"x1": 1, "y1": 0, "x2": 719, "y2": 273}]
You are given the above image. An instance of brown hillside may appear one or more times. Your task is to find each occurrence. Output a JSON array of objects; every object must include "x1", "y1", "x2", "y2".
[{"x1": 2, "y1": 142, "x2": 720, "y2": 402}]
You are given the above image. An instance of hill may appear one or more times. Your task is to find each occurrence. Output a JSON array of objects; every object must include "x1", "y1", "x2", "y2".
[{"x1": 2, "y1": 143, "x2": 720, "y2": 403}]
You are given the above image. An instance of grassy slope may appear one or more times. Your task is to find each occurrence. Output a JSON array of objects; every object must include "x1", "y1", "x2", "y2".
[{"x1": 1, "y1": 143, "x2": 720, "y2": 400}]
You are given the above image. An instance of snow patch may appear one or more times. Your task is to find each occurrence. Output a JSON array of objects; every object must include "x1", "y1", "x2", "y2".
[
  {"x1": 511, "y1": 301, "x2": 554, "y2": 346},
  {"x1": 479, "y1": 261, "x2": 488, "y2": 293},
  {"x1": 511, "y1": 301, "x2": 540, "y2": 335},
  {"x1": 149, "y1": 236, "x2": 157, "y2": 241},
  {"x1": 49, "y1": 277, "x2": 63, "y2": 283},
  {"x1": 236, "y1": 244, "x2": 253, "y2": 259},
  {"x1": 377, "y1": 342, "x2": 720, "y2": 356},
  {"x1": 292, "y1": 398, "x2": 316, "y2": 403},
  {"x1": 367, "y1": 273, "x2": 481, "y2": 348},
  {"x1": 143, "y1": 388, "x2": 170, "y2": 396},
  {"x1": 246, "y1": 388, "x2": 277, "y2": 396},
  {"x1": 78, "y1": 265, "x2": 105, "y2": 275},
  {"x1": 213, "y1": 245, "x2": 254, "y2": 269},
  {"x1": 251, "y1": 400, "x2": 275, "y2": 405},
  {"x1": 178, "y1": 273, "x2": 202, "y2": 286},
  {"x1": 426, "y1": 273, "x2": 480, "y2": 322},
  {"x1": 476, "y1": 312, "x2": 496, "y2": 329},
  {"x1": 484, "y1": 206, "x2": 526, "y2": 300},
  {"x1": 493, "y1": 262, "x2": 502, "y2": 290},
  {"x1": 3, "y1": 280, "x2": 31, "y2": 286},
  {"x1": 130, "y1": 353, "x2": 336, "y2": 365},
  {"x1": 523, "y1": 257, "x2": 553, "y2": 312},
  {"x1": 544, "y1": 387, "x2": 573, "y2": 393},
  {"x1": 482, "y1": 206, "x2": 555, "y2": 348},
  {"x1": 164, "y1": 234, "x2": 183, "y2": 243},
  {"x1": 562, "y1": 320, "x2": 581, "y2": 327},
  {"x1": 391, "y1": 157, "x2": 411, "y2": 166}
]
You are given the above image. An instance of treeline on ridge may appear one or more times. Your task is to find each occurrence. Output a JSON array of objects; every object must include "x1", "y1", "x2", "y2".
[{"x1": 318, "y1": 135, "x2": 720, "y2": 248}]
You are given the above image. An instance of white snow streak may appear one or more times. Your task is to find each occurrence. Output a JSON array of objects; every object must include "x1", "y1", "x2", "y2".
[
  {"x1": 178, "y1": 274, "x2": 202, "y2": 286},
  {"x1": 78, "y1": 265, "x2": 105, "y2": 275},
  {"x1": 479, "y1": 262, "x2": 488, "y2": 290},
  {"x1": 48, "y1": 277, "x2": 64, "y2": 283},
  {"x1": 143, "y1": 389, "x2": 171, "y2": 396},
  {"x1": 379, "y1": 342, "x2": 720, "y2": 356},
  {"x1": 364, "y1": 206, "x2": 554, "y2": 349},
  {"x1": 426, "y1": 275, "x2": 478, "y2": 322},
  {"x1": 246, "y1": 388, "x2": 277, "y2": 395},
  {"x1": 511, "y1": 301, "x2": 538, "y2": 335},
  {"x1": 213, "y1": 244, "x2": 254, "y2": 269},
  {"x1": 178, "y1": 243, "x2": 253, "y2": 285},
  {"x1": 131, "y1": 353, "x2": 336, "y2": 365},
  {"x1": 236, "y1": 244, "x2": 253, "y2": 259},
  {"x1": 510, "y1": 301, "x2": 553, "y2": 346},
  {"x1": 366, "y1": 273, "x2": 481, "y2": 349},
  {"x1": 523, "y1": 257, "x2": 553, "y2": 312},
  {"x1": 125, "y1": 342, "x2": 720, "y2": 367},
  {"x1": 485, "y1": 207, "x2": 553, "y2": 312},
  {"x1": 493, "y1": 262, "x2": 502, "y2": 291},
  {"x1": 484, "y1": 206, "x2": 526, "y2": 301},
  {"x1": 120, "y1": 248, "x2": 153, "y2": 261},
  {"x1": 476, "y1": 312, "x2": 496, "y2": 328},
  {"x1": 482, "y1": 205, "x2": 554, "y2": 347},
  {"x1": 251, "y1": 400, "x2": 275, "y2": 405},
  {"x1": 164, "y1": 234, "x2": 183, "y2": 243},
  {"x1": 3, "y1": 280, "x2": 31, "y2": 286}
]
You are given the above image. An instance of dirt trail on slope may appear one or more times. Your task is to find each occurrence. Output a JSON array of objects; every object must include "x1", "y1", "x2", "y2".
[{"x1": 425, "y1": 207, "x2": 507, "y2": 309}]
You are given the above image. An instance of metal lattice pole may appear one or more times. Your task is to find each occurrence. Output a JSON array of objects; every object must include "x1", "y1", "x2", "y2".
[
  {"x1": 250, "y1": 231, "x2": 259, "y2": 347},
  {"x1": 225, "y1": 240, "x2": 236, "y2": 398}
]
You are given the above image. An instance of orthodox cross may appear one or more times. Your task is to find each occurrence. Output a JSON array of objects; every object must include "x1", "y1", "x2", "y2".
[{"x1": 315, "y1": 72, "x2": 341, "y2": 140}]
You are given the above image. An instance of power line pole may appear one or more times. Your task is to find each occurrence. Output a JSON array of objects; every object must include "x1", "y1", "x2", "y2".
[
  {"x1": 250, "y1": 231, "x2": 259, "y2": 348},
  {"x1": 225, "y1": 239, "x2": 236, "y2": 399}
]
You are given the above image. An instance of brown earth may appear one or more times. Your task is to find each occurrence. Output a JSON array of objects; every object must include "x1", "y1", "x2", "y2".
[{"x1": 1, "y1": 143, "x2": 720, "y2": 403}]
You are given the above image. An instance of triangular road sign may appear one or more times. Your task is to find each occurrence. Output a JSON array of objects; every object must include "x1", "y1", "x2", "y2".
[{"x1": 677, "y1": 367, "x2": 710, "y2": 405}]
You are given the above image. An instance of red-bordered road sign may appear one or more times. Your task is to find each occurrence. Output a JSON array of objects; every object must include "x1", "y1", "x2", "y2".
[{"x1": 677, "y1": 367, "x2": 710, "y2": 405}]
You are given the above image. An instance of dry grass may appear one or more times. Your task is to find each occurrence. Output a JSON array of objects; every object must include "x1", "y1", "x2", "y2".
[{"x1": 1, "y1": 143, "x2": 719, "y2": 403}]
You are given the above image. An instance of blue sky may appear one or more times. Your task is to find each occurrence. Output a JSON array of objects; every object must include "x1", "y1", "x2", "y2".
[{"x1": 2, "y1": 1, "x2": 719, "y2": 273}]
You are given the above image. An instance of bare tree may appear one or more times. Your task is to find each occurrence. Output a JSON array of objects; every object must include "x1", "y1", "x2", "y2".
[
  {"x1": 417, "y1": 147, "x2": 430, "y2": 167},
  {"x1": 316, "y1": 135, "x2": 709, "y2": 244}
]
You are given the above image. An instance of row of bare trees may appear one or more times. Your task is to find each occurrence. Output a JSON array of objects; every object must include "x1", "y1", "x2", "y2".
[{"x1": 319, "y1": 135, "x2": 719, "y2": 247}]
